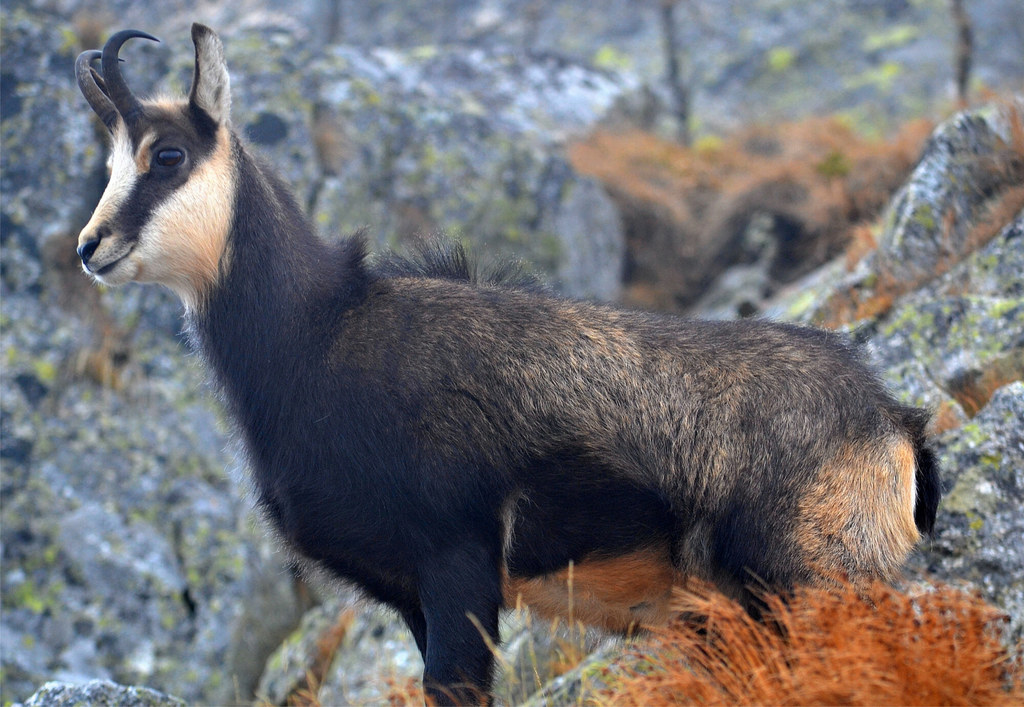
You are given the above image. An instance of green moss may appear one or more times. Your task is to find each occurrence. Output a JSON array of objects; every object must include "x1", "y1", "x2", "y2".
[
  {"x1": 987, "y1": 298, "x2": 1021, "y2": 320},
  {"x1": 846, "y1": 62, "x2": 903, "y2": 92},
  {"x1": 349, "y1": 78, "x2": 382, "y2": 107},
  {"x1": 31, "y1": 359, "x2": 57, "y2": 385},
  {"x1": 967, "y1": 512, "x2": 984, "y2": 533},
  {"x1": 693, "y1": 135, "x2": 724, "y2": 155},
  {"x1": 160, "y1": 611, "x2": 177, "y2": 632},
  {"x1": 942, "y1": 449, "x2": 1001, "y2": 517},
  {"x1": 880, "y1": 302, "x2": 936, "y2": 339},
  {"x1": 783, "y1": 289, "x2": 822, "y2": 321},
  {"x1": 419, "y1": 142, "x2": 439, "y2": 171},
  {"x1": 8, "y1": 580, "x2": 46, "y2": 614},
  {"x1": 979, "y1": 452, "x2": 1002, "y2": 468},
  {"x1": 765, "y1": 46, "x2": 796, "y2": 73},
  {"x1": 593, "y1": 45, "x2": 633, "y2": 71},
  {"x1": 911, "y1": 205, "x2": 936, "y2": 231},
  {"x1": 943, "y1": 295, "x2": 1024, "y2": 360},
  {"x1": 816, "y1": 149, "x2": 851, "y2": 179},
  {"x1": 42, "y1": 544, "x2": 58, "y2": 565},
  {"x1": 862, "y1": 25, "x2": 921, "y2": 52},
  {"x1": 409, "y1": 45, "x2": 439, "y2": 61}
]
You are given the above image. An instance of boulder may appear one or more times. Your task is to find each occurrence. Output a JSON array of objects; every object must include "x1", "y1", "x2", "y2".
[
  {"x1": 302, "y1": 43, "x2": 631, "y2": 300},
  {"x1": 911, "y1": 382, "x2": 1024, "y2": 642},
  {"x1": 810, "y1": 99, "x2": 1024, "y2": 328},
  {"x1": 20, "y1": 679, "x2": 184, "y2": 707},
  {"x1": 770, "y1": 103, "x2": 1024, "y2": 644}
]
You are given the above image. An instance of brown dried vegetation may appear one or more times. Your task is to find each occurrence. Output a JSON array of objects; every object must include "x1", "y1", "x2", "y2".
[
  {"x1": 603, "y1": 582, "x2": 1023, "y2": 707},
  {"x1": 569, "y1": 118, "x2": 933, "y2": 311},
  {"x1": 947, "y1": 349, "x2": 1024, "y2": 419},
  {"x1": 817, "y1": 101, "x2": 1024, "y2": 329},
  {"x1": 361, "y1": 583, "x2": 1023, "y2": 707}
]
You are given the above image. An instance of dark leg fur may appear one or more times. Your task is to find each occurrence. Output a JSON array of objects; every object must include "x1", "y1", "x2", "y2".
[
  {"x1": 400, "y1": 605, "x2": 429, "y2": 658},
  {"x1": 418, "y1": 542, "x2": 503, "y2": 706}
]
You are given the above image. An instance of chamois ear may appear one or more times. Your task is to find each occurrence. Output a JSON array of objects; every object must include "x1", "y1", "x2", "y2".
[{"x1": 188, "y1": 23, "x2": 231, "y2": 127}]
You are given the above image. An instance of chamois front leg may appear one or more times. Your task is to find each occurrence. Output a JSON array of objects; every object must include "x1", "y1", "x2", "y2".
[{"x1": 418, "y1": 542, "x2": 503, "y2": 706}]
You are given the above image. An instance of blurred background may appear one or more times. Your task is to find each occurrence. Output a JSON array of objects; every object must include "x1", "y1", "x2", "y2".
[{"x1": 2, "y1": 1, "x2": 1023, "y2": 705}]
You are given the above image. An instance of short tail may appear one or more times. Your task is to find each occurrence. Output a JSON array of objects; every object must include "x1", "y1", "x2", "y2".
[
  {"x1": 913, "y1": 441, "x2": 941, "y2": 533},
  {"x1": 898, "y1": 406, "x2": 941, "y2": 534}
]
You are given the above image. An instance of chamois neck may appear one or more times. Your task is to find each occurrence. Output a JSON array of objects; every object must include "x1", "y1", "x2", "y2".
[
  {"x1": 225, "y1": 139, "x2": 325, "y2": 307},
  {"x1": 187, "y1": 135, "x2": 368, "y2": 422}
]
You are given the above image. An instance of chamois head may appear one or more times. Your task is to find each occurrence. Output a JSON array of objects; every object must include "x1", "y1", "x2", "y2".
[{"x1": 76, "y1": 24, "x2": 235, "y2": 309}]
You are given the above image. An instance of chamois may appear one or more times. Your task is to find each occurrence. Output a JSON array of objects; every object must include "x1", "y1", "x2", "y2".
[{"x1": 75, "y1": 24, "x2": 941, "y2": 705}]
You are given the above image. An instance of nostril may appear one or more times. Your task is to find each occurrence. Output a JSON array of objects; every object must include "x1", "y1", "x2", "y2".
[{"x1": 78, "y1": 236, "x2": 101, "y2": 264}]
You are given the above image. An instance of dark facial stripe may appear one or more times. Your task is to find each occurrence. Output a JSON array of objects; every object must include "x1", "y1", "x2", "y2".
[{"x1": 112, "y1": 103, "x2": 222, "y2": 242}]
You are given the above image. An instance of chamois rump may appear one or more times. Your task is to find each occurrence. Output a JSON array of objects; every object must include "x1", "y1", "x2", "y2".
[{"x1": 75, "y1": 24, "x2": 941, "y2": 705}]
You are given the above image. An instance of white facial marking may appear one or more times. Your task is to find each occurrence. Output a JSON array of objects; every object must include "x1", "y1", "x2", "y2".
[
  {"x1": 77, "y1": 106, "x2": 235, "y2": 311},
  {"x1": 78, "y1": 123, "x2": 142, "y2": 283}
]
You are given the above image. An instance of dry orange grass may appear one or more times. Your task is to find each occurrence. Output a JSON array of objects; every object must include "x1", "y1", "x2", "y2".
[
  {"x1": 290, "y1": 584, "x2": 1021, "y2": 707},
  {"x1": 570, "y1": 118, "x2": 932, "y2": 236},
  {"x1": 569, "y1": 118, "x2": 933, "y2": 310},
  {"x1": 602, "y1": 582, "x2": 1023, "y2": 707},
  {"x1": 383, "y1": 676, "x2": 428, "y2": 706},
  {"x1": 947, "y1": 349, "x2": 1024, "y2": 419}
]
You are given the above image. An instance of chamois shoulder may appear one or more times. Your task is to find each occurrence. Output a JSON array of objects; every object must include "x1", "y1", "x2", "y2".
[{"x1": 373, "y1": 237, "x2": 547, "y2": 292}]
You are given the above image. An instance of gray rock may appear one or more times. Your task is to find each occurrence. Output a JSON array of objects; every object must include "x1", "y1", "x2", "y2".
[
  {"x1": 515, "y1": 639, "x2": 626, "y2": 707},
  {"x1": 867, "y1": 285, "x2": 1024, "y2": 411},
  {"x1": 315, "y1": 605, "x2": 424, "y2": 707},
  {"x1": 0, "y1": 12, "x2": 99, "y2": 296},
  {"x1": 0, "y1": 281, "x2": 302, "y2": 703},
  {"x1": 495, "y1": 610, "x2": 618, "y2": 706},
  {"x1": 303, "y1": 42, "x2": 632, "y2": 300},
  {"x1": 874, "y1": 100, "x2": 1024, "y2": 288},
  {"x1": 21, "y1": 680, "x2": 184, "y2": 707},
  {"x1": 908, "y1": 382, "x2": 1024, "y2": 643},
  {"x1": 256, "y1": 596, "x2": 422, "y2": 706},
  {"x1": 65, "y1": 0, "x2": 1024, "y2": 135},
  {"x1": 803, "y1": 100, "x2": 1024, "y2": 328}
]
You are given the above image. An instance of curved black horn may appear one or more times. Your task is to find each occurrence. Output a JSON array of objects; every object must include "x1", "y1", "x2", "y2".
[
  {"x1": 100, "y1": 29, "x2": 159, "y2": 126},
  {"x1": 76, "y1": 50, "x2": 119, "y2": 131}
]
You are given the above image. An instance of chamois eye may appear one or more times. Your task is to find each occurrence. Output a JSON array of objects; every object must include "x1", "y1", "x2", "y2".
[{"x1": 155, "y1": 148, "x2": 184, "y2": 168}]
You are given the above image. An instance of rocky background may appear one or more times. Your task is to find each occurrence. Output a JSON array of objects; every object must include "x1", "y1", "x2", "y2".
[{"x1": 2, "y1": 0, "x2": 1023, "y2": 705}]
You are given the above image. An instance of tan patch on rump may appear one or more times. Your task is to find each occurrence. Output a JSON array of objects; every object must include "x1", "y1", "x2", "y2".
[
  {"x1": 503, "y1": 547, "x2": 676, "y2": 633},
  {"x1": 797, "y1": 436, "x2": 920, "y2": 584}
]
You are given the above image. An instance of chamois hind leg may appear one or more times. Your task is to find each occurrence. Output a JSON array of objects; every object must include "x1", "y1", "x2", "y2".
[
  {"x1": 399, "y1": 604, "x2": 429, "y2": 658},
  {"x1": 418, "y1": 541, "x2": 503, "y2": 706}
]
